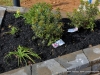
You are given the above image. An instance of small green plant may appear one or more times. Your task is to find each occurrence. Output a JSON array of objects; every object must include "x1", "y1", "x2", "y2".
[
  {"x1": 23, "y1": 2, "x2": 63, "y2": 46},
  {"x1": 4, "y1": 45, "x2": 40, "y2": 66},
  {"x1": 14, "y1": 9, "x2": 21, "y2": 18},
  {"x1": 8, "y1": 26, "x2": 19, "y2": 35},
  {"x1": 67, "y1": 0, "x2": 100, "y2": 31},
  {"x1": 1, "y1": 25, "x2": 19, "y2": 36}
]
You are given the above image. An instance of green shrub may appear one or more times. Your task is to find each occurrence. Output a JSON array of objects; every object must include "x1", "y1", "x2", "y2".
[
  {"x1": 4, "y1": 45, "x2": 40, "y2": 66},
  {"x1": 67, "y1": 0, "x2": 100, "y2": 31},
  {"x1": 23, "y1": 2, "x2": 63, "y2": 46}
]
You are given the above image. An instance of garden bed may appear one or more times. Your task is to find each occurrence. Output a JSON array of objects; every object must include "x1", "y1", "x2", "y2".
[{"x1": 0, "y1": 11, "x2": 100, "y2": 73}]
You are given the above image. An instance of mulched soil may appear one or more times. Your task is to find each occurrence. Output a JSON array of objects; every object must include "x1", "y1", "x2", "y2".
[{"x1": 0, "y1": 11, "x2": 100, "y2": 73}]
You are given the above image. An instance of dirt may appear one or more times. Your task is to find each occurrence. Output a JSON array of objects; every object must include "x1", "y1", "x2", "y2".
[
  {"x1": 21, "y1": 0, "x2": 80, "y2": 12},
  {"x1": 1, "y1": 11, "x2": 100, "y2": 73}
]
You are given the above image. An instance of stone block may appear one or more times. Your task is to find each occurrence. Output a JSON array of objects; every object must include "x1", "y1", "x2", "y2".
[
  {"x1": 0, "y1": 18, "x2": 3, "y2": 28},
  {"x1": 0, "y1": 7, "x2": 6, "y2": 28},
  {"x1": 92, "y1": 63, "x2": 100, "y2": 71},
  {"x1": 79, "y1": 67, "x2": 91, "y2": 75},
  {"x1": 0, "y1": 7, "x2": 6, "y2": 11},
  {"x1": 0, "y1": 10, "x2": 5, "y2": 17},
  {"x1": 32, "y1": 59, "x2": 67, "y2": 75},
  {"x1": 24, "y1": 8, "x2": 29, "y2": 13},
  {"x1": 55, "y1": 50, "x2": 89, "y2": 72},
  {"x1": 89, "y1": 72, "x2": 100, "y2": 75},
  {"x1": 6, "y1": 6, "x2": 25, "y2": 13},
  {"x1": 67, "y1": 67, "x2": 91, "y2": 75},
  {"x1": 0, "y1": 18, "x2": 2, "y2": 24},
  {"x1": 0, "y1": 66, "x2": 31, "y2": 75},
  {"x1": 83, "y1": 45, "x2": 100, "y2": 64}
]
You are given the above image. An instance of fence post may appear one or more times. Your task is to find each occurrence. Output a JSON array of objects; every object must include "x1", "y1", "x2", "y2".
[{"x1": 13, "y1": 0, "x2": 20, "y2": 7}]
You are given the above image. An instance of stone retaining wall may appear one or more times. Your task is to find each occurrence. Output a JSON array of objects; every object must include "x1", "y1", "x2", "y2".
[{"x1": 0, "y1": 6, "x2": 100, "y2": 75}]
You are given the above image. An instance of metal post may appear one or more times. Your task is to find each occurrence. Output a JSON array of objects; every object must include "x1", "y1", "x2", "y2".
[{"x1": 13, "y1": 0, "x2": 20, "y2": 7}]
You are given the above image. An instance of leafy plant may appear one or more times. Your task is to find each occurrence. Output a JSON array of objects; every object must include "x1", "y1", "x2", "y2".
[
  {"x1": 23, "y1": 2, "x2": 63, "y2": 46},
  {"x1": 4, "y1": 45, "x2": 40, "y2": 66},
  {"x1": 67, "y1": 0, "x2": 100, "y2": 31},
  {"x1": 14, "y1": 9, "x2": 21, "y2": 18},
  {"x1": 8, "y1": 26, "x2": 19, "y2": 35}
]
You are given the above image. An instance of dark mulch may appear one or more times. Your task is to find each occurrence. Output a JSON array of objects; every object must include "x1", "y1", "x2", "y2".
[{"x1": 0, "y1": 11, "x2": 100, "y2": 73}]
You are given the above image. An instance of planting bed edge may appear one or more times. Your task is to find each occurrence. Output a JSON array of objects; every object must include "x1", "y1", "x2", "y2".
[{"x1": 0, "y1": 6, "x2": 100, "y2": 75}]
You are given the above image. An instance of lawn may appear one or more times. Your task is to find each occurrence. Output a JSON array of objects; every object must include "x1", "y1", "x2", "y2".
[{"x1": 0, "y1": 0, "x2": 24, "y2": 6}]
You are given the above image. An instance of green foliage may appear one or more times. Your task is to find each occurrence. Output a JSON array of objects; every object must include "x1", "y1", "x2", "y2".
[
  {"x1": 67, "y1": 0, "x2": 100, "y2": 31},
  {"x1": 14, "y1": 9, "x2": 21, "y2": 18},
  {"x1": 4, "y1": 45, "x2": 40, "y2": 66},
  {"x1": 8, "y1": 26, "x2": 19, "y2": 35},
  {"x1": 23, "y1": 2, "x2": 63, "y2": 46}
]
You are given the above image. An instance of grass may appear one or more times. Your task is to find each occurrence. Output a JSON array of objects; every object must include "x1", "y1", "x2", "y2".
[
  {"x1": 0, "y1": 0, "x2": 24, "y2": 6},
  {"x1": 0, "y1": 0, "x2": 13, "y2": 6}
]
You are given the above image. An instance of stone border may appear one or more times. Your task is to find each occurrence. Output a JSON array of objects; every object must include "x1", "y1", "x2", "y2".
[{"x1": 0, "y1": 6, "x2": 100, "y2": 75}]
